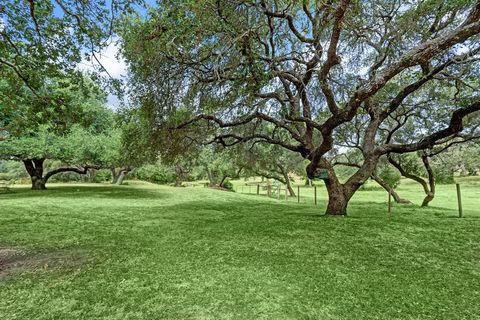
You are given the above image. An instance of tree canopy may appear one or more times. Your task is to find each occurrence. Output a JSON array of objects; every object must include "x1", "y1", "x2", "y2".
[
  {"x1": 0, "y1": 75, "x2": 120, "y2": 189},
  {"x1": 0, "y1": 0, "x2": 140, "y2": 96},
  {"x1": 121, "y1": 0, "x2": 480, "y2": 215}
]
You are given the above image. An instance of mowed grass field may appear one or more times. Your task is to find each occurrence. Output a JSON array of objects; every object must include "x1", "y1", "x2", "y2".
[{"x1": 1, "y1": 181, "x2": 479, "y2": 319}]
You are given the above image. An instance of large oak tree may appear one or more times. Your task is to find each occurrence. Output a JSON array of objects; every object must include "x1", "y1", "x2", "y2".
[{"x1": 122, "y1": 0, "x2": 480, "y2": 215}]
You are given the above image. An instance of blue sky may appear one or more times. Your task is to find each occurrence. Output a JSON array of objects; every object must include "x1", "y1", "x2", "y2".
[{"x1": 74, "y1": 1, "x2": 156, "y2": 108}]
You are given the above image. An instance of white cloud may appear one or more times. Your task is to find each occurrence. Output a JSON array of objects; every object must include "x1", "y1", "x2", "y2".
[
  {"x1": 96, "y1": 41, "x2": 127, "y2": 79},
  {"x1": 79, "y1": 40, "x2": 127, "y2": 79},
  {"x1": 78, "y1": 40, "x2": 127, "y2": 109}
]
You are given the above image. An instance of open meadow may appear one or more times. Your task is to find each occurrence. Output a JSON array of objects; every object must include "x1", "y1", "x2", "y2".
[
  {"x1": 1, "y1": 181, "x2": 479, "y2": 320},
  {"x1": 2, "y1": 1, "x2": 480, "y2": 319}
]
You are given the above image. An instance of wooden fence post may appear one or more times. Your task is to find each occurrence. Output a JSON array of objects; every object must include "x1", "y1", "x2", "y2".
[
  {"x1": 314, "y1": 186, "x2": 317, "y2": 205},
  {"x1": 456, "y1": 183, "x2": 463, "y2": 218},
  {"x1": 388, "y1": 190, "x2": 392, "y2": 214},
  {"x1": 297, "y1": 186, "x2": 300, "y2": 203},
  {"x1": 257, "y1": 184, "x2": 259, "y2": 195}
]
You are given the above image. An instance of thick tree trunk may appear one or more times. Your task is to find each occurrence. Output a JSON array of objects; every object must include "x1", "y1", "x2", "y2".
[
  {"x1": 23, "y1": 158, "x2": 94, "y2": 189},
  {"x1": 174, "y1": 178, "x2": 183, "y2": 187},
  {"x1": 174, "y1": 164, "x2": 185, "y2": 187},
  {"x1": 116, "y1": 171, "x2": 127, "y2": 185},
  {"x1": 324, "y1": 179, "x2": 349, "y2": 216},
  {"x1": 310, "y1": 156, "x2": 379, "y2": 216},
  {"x1": 114, "y1": 167, "x2": 131, "y2": 185},
  {"x1": 307, "y1": 161, "x2": 351, "y2": 216},
  {"x1": 31, "y1": 176, "x2": 47, "y2": 190},
  {"x1": 421, "y1": 192, "x2": 435, "y2": 207},
  {"x1": 23, "y1": 159, "x2": 46, "y2": 190}
]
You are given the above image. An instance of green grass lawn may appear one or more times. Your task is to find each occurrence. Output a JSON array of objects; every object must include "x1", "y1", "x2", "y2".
[{"x1": 1, "y1": 182, "x2": 479, "y2": 319}]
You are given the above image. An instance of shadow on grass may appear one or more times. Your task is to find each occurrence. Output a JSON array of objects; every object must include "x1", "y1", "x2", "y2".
[
  {"x1": 0, "y1": 185, "x2": 172, "y2": 200},
  {"x1": 152, "y1": 197, "x2": 411, "y2": 221}
]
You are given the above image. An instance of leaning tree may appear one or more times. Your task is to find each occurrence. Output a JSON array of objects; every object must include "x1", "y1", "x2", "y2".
[{"x1": 122, "y1": 0, "x2": 480, "y2": 215}]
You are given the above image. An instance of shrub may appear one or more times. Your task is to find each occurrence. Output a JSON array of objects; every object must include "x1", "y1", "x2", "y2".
[
  {"x1": 135, "y1": 163, "x2": 175, "y2": 184},
  {"x1": 434, "y1": 167, "x2": 455, "y2": 184},
  {"x1": 221, "y1": 179, "x2": 234, "y2": 191},
  {"x1": 0, "y1": 172, "x2": 13, "y2": 180},
  {"x1": 0, "y1": 160, "x2": 28, "y2": 179},
  {"x1": 89, "y1": 169, "x2": 112, "y2": 183},
  {"x1": 378, "y1": 165, "x2": 401, "y2": 188}
]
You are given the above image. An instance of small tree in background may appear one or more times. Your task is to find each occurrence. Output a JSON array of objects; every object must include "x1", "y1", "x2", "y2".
[
  {"x1": 198, "y1": 146, "x2": 243, "y2": 189},
  {"x1": 0, "y1": 77, "x2": 117, "y2": 189},
  {"x1": 241, "y1": 143, "x2": 305, "y2": 197}
]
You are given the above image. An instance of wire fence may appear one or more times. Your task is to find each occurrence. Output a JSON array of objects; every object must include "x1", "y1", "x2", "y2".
[
  {"x1": 234, "y1": 182, "x2": 467, "y2": 217},
  {"x1": 234, "y1": 183, "x2": 323, "y2": 206}
]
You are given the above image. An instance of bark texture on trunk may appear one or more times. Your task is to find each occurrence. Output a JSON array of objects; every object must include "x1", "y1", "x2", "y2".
[
  {"x1": 31, "y1": 176, "x2": 47, "y2": 190},
  {"x1": 110, "y1": 167, "x2": 131, "y2": 185},
  {"x1": 23, "y1": 159, "x2": 46, "y2": 190},
  {"x1": 116, "y1": 170, "x2": 127, "y2": 185},
  {"x1": 311, "y1": 156, "x2": 379, "y2": 216},
  {"x1": 324, "y1": 178, "x2": 349, "y2": 216},
  {"x1": 420, "y1": 155, "x2": 436, "y2": 207}
]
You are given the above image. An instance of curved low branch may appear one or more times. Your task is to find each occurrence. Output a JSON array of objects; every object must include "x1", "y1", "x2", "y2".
[
  {"x1": 387, "y1": 155, "x2": 429, "y2": 194},
  {"x1": 333, "y1": 160, "x2": 411, "y2": 204},
  {"x1": 44, "y1": 165, "x2": 97, "y2": 182}
]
